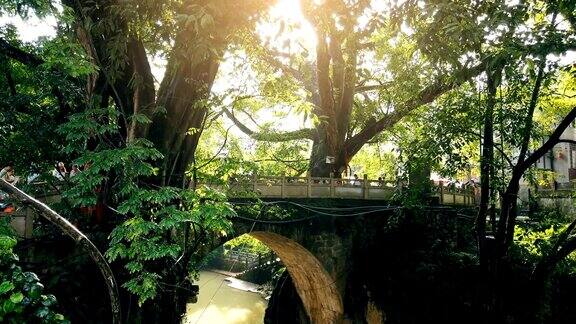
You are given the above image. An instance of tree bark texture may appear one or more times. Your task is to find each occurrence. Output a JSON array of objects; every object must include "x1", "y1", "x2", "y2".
[
  {"x1": 62, "y1": 0, "x2": 269, "y2": 180},
  {"x1": 477, "y1": 67, "x2": 501, "y2": 269}
]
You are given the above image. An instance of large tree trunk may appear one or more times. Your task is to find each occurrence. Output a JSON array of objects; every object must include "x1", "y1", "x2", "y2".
[
  {"x1": 305, "y1": 10, "x2": 357, "y2": 178},
  {"x1": 147, "y1": 50, "x2": 221, "y2": 184},
  {"x1": 477, "y1": 67, "x2": 501, "y2": 269},
  {"x1": 309, "y1": 130, "x2": 347, "y2": 178},
  {"x1": 65, "y1": 0, "x2": 156, "y2": 142}
]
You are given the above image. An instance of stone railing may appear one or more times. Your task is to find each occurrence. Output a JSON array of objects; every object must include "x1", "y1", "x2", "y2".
[
  {"x1": 534, "y1": 181, "x2": 576, "y2": 198},
  {"x1": 0, "y1": 176, "x2": 476, "y2": 238},
  {"x1": 430, "y1": 181, "x2": 477, "y2": 206},
  {"x1": 197, "y1": 174, "x2": 477, "y2": 205},
  {"x1": 0, "y1": 182, "x2": 62, "y2": 239}
]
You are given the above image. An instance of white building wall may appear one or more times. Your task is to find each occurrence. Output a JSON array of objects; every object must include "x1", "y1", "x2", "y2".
[{"x1": 533, "y1": 124, "x2": 576, "y2": 184}]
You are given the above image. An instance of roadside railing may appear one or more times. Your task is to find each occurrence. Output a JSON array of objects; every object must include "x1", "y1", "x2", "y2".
[{"x1": 196, "y1": 174, "x2": 477, "y2": 205}]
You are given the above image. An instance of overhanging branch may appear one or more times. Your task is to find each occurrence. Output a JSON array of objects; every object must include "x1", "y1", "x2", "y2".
[
  {"x1": 344, "y1": 62, "x2": 487, "y2": 157},
  {"x1": 0, "y1": 37, "x2": 43, "y2": 67},
  {"x1": 223, "y1": 107, "x2": 316, "y2": 142},
  {"x1": 0, "y1": 180, "x2": 121, "y2": 324}
]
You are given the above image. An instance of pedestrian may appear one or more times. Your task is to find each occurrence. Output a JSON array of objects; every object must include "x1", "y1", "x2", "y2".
[
  {"x1": 70, "y1": 164, "x2": 81, "y2": 177},
  {"x1": 1, "y1": 163, "x2": 19, "y2": 185},
  {"x1": 352, "y1": 174, "x2": 361, "y2": 186},
  {"x1": 52, "y1": 162, "x2": 67, "y2": 180},
  {"x1": 0, "y1": 162, "x2": 14, "y2": 179}
]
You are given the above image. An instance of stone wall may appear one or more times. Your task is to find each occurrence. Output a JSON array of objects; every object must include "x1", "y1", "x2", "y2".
[{"x1": 228, "y1": 201, "x2": 468, "y2": 323}]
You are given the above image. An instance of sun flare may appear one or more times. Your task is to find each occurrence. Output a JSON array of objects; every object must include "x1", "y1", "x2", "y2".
[{"x1": 256, "y1": 0, "x2": 317, "y2": 54}]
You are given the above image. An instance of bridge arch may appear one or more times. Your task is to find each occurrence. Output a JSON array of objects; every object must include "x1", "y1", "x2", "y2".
[{"x1": 248, "y1": 231, "x2": 344, "y2": 323}]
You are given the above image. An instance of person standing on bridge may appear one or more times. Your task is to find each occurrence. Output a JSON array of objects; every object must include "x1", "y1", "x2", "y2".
[
  {"x1": 51, "y1": 162, "x2": 67, "y2": 181},
  {"x1": 352, "y1": 174, "x2": 361, "y2": 186},
  {"x1": 70, "y1": 164, "x2": 81, "y2": 177},
  {"x1": 0, "y1": 163, "x2": 13, "y2": 179},
  {"x1": 1, "y1": 163, "x2": 19, "y2": 185}
]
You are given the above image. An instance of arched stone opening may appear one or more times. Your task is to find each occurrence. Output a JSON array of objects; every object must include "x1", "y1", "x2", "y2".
[{"x1": 249, "y1": 231, "x2": 344, "y2": 323}]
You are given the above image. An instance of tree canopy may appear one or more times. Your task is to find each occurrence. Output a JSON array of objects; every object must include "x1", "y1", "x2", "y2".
[{"x1": 2, "y1": 0, "x2": 576, "y2": 323}]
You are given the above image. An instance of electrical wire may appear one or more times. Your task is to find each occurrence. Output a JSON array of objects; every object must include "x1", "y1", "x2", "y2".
[
  {"x1": 194, "y1": 221, "x2": 257, "y2": 324},
  {"x1": 232, "y1": 207, "x2": 401, "y2": 224},
  {"x1": 231, "y1": 200, "x2": 397, "y2": 210}
]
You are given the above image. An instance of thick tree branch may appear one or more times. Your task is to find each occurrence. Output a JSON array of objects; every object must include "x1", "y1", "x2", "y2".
[
  {"x1": 533, "y1": 231, "x2": 576, "y2": 282},
  {"x1": 0, "y1": 180, "x2": 121, "y2": 324},
  {"x1": 343, "y1": 35, "x2": 576, "y2": 160},
  {"x1": 477, "y1": 66, "x2": 502, "y2": 269},
  {"x1": 0, "y1": 37, "x2": 43, "y2": 67},
  {"x1": 223, "y1": 107, "x2": 315, "y2": 142},
  {"x1": 498, "y1": 106, "x2": 576, "y2": 247},
  {"x1": 517, "y1": 55, "x2": 547, "y2": 165},
  {"x1": 345, "y1": 62, "x2": 487, "y2": 158},
  {"x1": 517, "y1": 107, "x2": 576, "y2": 175}
]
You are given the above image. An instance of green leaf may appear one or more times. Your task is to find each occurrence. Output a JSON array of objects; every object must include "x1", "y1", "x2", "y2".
[
  {"x1": 129, "y1": 113, "x2": 152, "y2": 125},
  {"x1": 41, "y1": 294, "x2": 57, "y2": 307},
  {"x1": 28, "y1": 283, "x2": 43, "y2": 299},
  {"x1": 9, "y1": 292, "x2": 24, "y2": 304},
  {"x1": 2, "y1": 300, "x2": 15, "y2": 314},
  {"x1": 0, "y1": 236, "x2": 16, "y2": 251},
  {"x1": 0, "y1": 281, "x2": 14, "y2": 295},
  {"x1": 35, "y1": 306, "x2": 50, "y2": 318},
  {"x1": 23, "y1": 272, "x2": 39, "y2": 283}
]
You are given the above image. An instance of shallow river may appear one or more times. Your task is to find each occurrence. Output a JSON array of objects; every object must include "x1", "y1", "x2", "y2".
[{"x1": 183, "y1": 271, "x2": 268, "y2": 324}]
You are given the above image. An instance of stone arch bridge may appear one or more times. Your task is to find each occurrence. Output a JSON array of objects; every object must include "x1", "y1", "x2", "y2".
[
  {"x1": 4, "y1": 177, "x2": 476, "y2": 323},
  {"x1": 212, "y1": 196, "x2": 476, "y2": 323}
]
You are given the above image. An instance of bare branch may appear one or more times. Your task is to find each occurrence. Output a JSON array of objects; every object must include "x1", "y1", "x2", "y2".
[
  {"x1": 255, "y1": 44, "x2": 320, "y2": 106},
  {"x1": 222, "y1": 107, "x2": 316, "y2": 142},
  {"x1": 354, "y1": 83, "x2": 391, "y2": 93},
  {"x1": 0, "y1": 180, "x2": 121, "y2": 324},
  {"x1": 517, "y1": 58, "x2": 547, "y2": 164},
  {"x1": 195, "y1": 126, "x2": 234, "y2": 171}
]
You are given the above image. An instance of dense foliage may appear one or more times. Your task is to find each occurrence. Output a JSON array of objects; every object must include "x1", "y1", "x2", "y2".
[
  {"x1": 0, "y1": 220, "x2": 67, "y2": 323},
  {"x1": 0, "y1": 0, "x2": 576, "y2": 323}
]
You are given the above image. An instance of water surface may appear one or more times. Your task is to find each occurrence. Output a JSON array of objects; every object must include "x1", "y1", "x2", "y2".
[{"x1": 183, "y1": 270, "x2": 267, "y2": 324}]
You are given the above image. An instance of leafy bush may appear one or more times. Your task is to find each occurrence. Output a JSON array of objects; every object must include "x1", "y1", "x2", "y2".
[
  {"x1": 512, "y1": 210, "x2": 576, "y2": 275},
  {"x1": 59, "y1": 103, "x2": 239, "y2": 308},
  {"x1": 0, "y1": 228, "x2": 67, "y2": 323}
]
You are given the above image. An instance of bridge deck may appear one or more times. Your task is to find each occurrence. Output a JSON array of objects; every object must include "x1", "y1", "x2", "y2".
[
  {"x1": 1, "y1": 176, "x2": 476, "y2": 238},
  {"x1": 200, "y1": 175, "x2": 476, "y2": 205}
]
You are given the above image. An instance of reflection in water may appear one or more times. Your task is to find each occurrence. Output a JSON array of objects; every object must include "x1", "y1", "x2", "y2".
[{"x1": 183, "y1": 271, "x2": 268, "y2": 324}]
